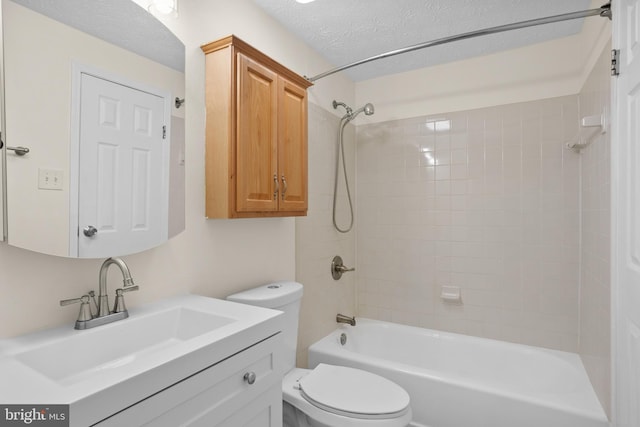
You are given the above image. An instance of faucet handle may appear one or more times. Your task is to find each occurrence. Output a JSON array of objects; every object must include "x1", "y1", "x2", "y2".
[
  {"x1": 87, "y1": 291, "x2": 99, "y2": 313},
  {"x1": 60, "y1": 294, "x2": 90, "y2": 306},
  {"x1": 113, "y1": 286, "x2": 139, "y2": 313},
  {"x1": 331, "y1": 256, "x2": 355, "y2": 280},
  {"x1": 60, "y1": 295, "x2": 93, "y2": 322}
]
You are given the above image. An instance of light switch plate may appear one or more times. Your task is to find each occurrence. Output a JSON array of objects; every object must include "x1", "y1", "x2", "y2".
[{"x1": 38, "y1": 168, "x2": 64, "y2": 190}]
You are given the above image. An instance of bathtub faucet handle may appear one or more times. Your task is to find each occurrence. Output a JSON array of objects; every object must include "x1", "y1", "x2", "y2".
[
  {"x1": 337, "y1": 313, "x2": 356, "y2": 326},
  {"x1": 331, "y1": 255, "x2": 355, "y2": 280}
]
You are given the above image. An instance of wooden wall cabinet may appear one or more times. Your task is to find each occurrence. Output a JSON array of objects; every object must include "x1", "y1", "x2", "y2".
[{"x1": 201, "y1": 35, "x2": 312, "y2": 218}]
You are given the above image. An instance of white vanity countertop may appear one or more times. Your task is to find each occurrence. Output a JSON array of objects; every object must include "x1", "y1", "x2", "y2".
[{"x1": 0, "y1": 294, "x2": 284, "y2": 426}]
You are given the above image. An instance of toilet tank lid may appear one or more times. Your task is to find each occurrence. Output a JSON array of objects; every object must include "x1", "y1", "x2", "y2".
[{"x1": 226, "y1": 281, "x2": 303, "y2": 308}]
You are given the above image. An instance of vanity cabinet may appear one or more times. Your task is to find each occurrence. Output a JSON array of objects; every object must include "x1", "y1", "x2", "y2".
[
  {"x1": 201, "y1": 35, "x2": 312, "y2": 218},
  {"x1": 96, "y1": 334, "x2": 283, "y2": 426}
]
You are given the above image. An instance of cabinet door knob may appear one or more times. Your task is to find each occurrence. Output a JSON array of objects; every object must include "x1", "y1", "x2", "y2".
[{"x1": 243, "y1": 371, "x2": 256, "y2": 385}]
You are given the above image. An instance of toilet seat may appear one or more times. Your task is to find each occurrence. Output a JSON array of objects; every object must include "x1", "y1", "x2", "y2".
[{"x1": 295, "y1": 364, "x2": 411, "y2": 420}]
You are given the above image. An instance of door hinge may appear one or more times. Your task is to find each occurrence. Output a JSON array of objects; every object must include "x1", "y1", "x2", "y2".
[
  {"x1": 162, "y1": 125, "x2": 167, "y2": 139},
  {"x1": 611, "y1": 49, "x2": 620, "y2": 76}
]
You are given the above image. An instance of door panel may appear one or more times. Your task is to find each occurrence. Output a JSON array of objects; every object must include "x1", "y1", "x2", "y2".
[
  {"x1": 613, "y1": 0, "x2": 640, "y2": 425},
  {"x1": 78, "y1": 73, "x2": 166, "y2": 258},
  {"x1": 236, "y1": 53, "x2": 278, "y2": 212},
  {"x1": 96, "y1": 142, "x2": 118, "y2": 231},
  {"x1": 278, "y1": 78, "x2": 307, "y2": 213},
  {"x1": 131, "y1": 148, "x2": 152, "y2": 230}
]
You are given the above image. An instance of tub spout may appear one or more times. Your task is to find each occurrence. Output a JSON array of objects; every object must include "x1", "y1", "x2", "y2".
[{"x1": 337, "y1": 313, "x2": 356, "y2": 326}]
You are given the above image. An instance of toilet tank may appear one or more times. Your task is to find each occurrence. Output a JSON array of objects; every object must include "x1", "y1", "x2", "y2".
[{"x1": 227, "y1": 281, "x2": 303, "y2": 371}]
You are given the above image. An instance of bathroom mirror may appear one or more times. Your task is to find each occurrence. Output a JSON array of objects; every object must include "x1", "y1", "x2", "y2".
[{"x1": 1, "y1": 0, "x2": 185, "y2": 258}]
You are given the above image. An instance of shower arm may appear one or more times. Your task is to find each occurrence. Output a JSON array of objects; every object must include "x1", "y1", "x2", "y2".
[
  {"x1": 333, "y1": 100, "x2": 352, "y2": 116},
  {"x1": 306, "y1": 3, "x2": 611, "y2": 83}
]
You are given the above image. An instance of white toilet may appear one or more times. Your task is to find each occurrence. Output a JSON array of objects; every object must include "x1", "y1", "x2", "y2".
[{"x1": 227, "y1": 281, "x2": 412, "y2": 427}]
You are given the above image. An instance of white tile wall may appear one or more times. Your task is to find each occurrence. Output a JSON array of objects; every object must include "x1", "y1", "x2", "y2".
[
  {"x1": 356, "y1": 96, "x2": 581, "y2": 352},
  {"x1": 295, "y1": 104, "x2": 356, "y2": 367},
  {"x1": 578, "y1": 45, "x2": 611, "y2": 417}
]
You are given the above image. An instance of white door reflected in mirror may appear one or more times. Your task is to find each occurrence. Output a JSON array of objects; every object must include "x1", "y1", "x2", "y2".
[
  {"x1": 1, "y1": 0, "x2": 185, "y2": 258},
  {"x1": 75, "y1": 72, "x2": 169, "y2": 258}
]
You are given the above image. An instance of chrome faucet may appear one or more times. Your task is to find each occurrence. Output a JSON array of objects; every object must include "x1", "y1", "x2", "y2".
[
  {"x1": 98, "y1": 257, "x2": 136, "y2": 317},
  {"x1": 60, "y1": 257, "x2": 139, "y2": 329},
  {"x1": 336, "y1": 313, "x2": 356, "y2": 326}
]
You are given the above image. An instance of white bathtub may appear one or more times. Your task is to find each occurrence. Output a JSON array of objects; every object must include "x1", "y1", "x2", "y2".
[{"x1": 308, "y1": 319, "x2": 608, "y2": 427}]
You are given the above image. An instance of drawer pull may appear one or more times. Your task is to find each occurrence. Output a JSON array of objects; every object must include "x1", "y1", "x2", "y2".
[{"x1": 243, "y1": 371, "x2": 256, "y2": 385}]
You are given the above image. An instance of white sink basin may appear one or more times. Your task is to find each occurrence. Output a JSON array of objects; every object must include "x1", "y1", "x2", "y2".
[
  {"x1": 0, "y1": 294, "x2": 284, "y2": 427},
  {"x1": 16, "y1": 307, "x2": 235, "y2": 385}
]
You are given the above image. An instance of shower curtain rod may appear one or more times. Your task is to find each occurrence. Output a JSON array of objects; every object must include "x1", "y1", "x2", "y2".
[{"x1": 306, "y1": 3, "x2": 611, "y2": 83}]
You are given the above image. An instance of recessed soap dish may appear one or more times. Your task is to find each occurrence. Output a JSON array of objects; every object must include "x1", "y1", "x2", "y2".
[{"x1": 441, "y1": 286, "x2": 462, "y2": 304}]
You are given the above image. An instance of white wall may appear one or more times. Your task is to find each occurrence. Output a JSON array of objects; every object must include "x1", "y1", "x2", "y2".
[
  {"x1": 578, "y1": 43, "x2": 612, "y2": 418},
  {"x1": 0, "y1": 0, "x2": 355, "y2": 338},
  {"x1": 295, "y1": 104, "x2": 357, "y2": 367},
  {"x1": 355, "y1": 0, "x2": 611, "y2": 123},
  {"x1": 356, "y1": 95, "x2": 582, "y2": 351},
  {"x1": 157, "y1": 0, "x2": 354, "y2": 119}
]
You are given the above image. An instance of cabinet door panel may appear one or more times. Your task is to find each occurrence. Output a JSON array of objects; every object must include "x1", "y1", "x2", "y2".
[
  {"x1": 278, "y1": 78, "x2": 308, "y2": 213},
  {"x1": 217, "y1": 388, "x2": 282, "y2": 427},
  {"x1": 237, "y1": 53, "x2": 278, "y2": 212},
  {"x1": 95, "y1": 335, "x2": 282, "y2": 426}
]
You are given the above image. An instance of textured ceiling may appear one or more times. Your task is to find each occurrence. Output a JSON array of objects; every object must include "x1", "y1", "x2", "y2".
[
  {"x1": 251, "y1": 0, "x2": 594, "y2": 81},
  {"x1": 9, "y1": 0, "x2": 185, "y2": 72}
]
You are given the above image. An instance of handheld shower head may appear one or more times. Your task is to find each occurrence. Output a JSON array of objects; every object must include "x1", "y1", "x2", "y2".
[
  {"x1": 353, "y1": 103, "x2": 375, "y2": 117},
  {"x1": 365, "y1": 103, "x2": 375, "y2": 115},
  {"x1": 331, "y1": 100, "x2": 375, "y2": 233}
]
